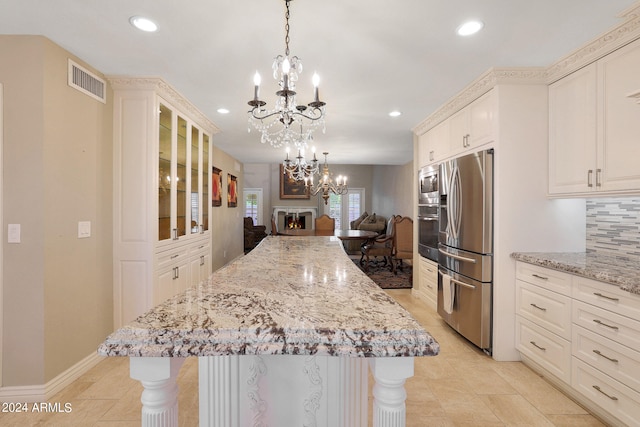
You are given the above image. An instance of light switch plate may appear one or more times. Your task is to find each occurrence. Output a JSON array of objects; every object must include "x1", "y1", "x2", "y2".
[
  {"x1": 78, "y1": 221, "x2": 91, "y2": 238},
  {"x1": 8, "y1": 224, "x2": 20, "y2": 243}
]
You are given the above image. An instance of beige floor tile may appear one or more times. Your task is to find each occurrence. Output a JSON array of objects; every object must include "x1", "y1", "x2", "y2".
[
  {"x1": 544, "y1": 414, "x2": 607, "y2": 427},
  {"x1": 480, "y1": 394, "x2": 556, "y2": 426}
]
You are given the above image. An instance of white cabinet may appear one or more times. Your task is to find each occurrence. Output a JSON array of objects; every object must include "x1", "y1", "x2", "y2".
[
  {"x1": 549, "y1": 38, "x2": 640, "y2": 196},
  {"x1": 515, "y1": 261, "x2": 640, "y2": 426},
  {"x1": 417, "y1": 119, "x2": 449, "y2": 168},
  {"x1": 415, "y1": 256, "x2": 437, "y2": 310},
  {"x1": 111, "y1": 77, "x2": 218, "y2": 328},
  {"x1": 515, "y1": 263, "x2": 572, "y2": 383},
  {"x1": 449, "y1": 90, "x2": 496, "y2": 156}
]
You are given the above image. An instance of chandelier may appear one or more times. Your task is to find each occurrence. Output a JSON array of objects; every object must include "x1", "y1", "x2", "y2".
[
  {"x1": 283, "y1": 146, "x2": 319, "y2": 181},
  {"x1": 306, "y1": 152, "x2": 347, "y2": 205},
  {"x1": 247, "y1": 0, "x2": 326, "y2": 149}
]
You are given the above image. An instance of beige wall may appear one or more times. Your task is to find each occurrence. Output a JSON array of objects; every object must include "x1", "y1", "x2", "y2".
[
  {"x1": 211, "y1": 147, "x2": 244, "y2": 271},
  {"x1": 371, "y1": 162, "x2": 414, "y2": 219},
  {"x1": 0, "y1": 36, "x2": 113, "y2": 386}
]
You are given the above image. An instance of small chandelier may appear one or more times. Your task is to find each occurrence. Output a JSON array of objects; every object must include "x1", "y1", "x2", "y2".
[
  {"x1": 247, "y1": 0, "x2": 326, "y2": 149},
  {"x1": 283, "y1": 146, "x2": 319, "y2": 181},
  {"x1": 305, "y1": 152, "x2": 347, "y2": 205}
]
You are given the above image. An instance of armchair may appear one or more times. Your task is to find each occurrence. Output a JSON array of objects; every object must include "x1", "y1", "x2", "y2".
[
  {"x1": 392, "y1": 216, "x2": 413, "y2": 276},
  {"x1": 360, "y1": 215, "x2": 399, "y2": 272},
  {"x1": 244, "y1": 217, "x2": 267, "y2": 253}
]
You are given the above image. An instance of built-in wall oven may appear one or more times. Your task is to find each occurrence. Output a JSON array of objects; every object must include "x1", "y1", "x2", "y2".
[{"x1": 418, "y1": 164, "x2": 439, "y2": 262}]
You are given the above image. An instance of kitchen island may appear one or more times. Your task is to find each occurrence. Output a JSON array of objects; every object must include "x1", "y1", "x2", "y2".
[{"x1": 98, "y1": 236, "x2": 439, "y2": 427}]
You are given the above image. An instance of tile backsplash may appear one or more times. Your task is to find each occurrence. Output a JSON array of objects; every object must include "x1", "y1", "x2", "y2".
[{"x1": 587, "y1": 198, "x2": 640, "y2": 257}]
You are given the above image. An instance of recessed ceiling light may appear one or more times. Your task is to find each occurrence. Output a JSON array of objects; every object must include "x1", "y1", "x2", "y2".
[
  {"x1": 129, "y1": 16, "x2": 158, "y2": 32},
  {"x1": 217, "y1": 108, "x2": 230, "y2": 114},
  {"x1": 389, "y1": 111, "x2": 401, "y2": 117},
  {"x1": 457, "y1": 20, "x2": 484, "y2": 36}
]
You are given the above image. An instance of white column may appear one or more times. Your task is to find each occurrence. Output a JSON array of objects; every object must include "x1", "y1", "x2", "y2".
[
  {"x1": 368, "y1": 357, "x2": 414, "y2": 427},
  {"x1": 198, "y1": 356, "x2": 240, "y2": 427},
  {"x1": 130, "y1": 357, "x2": 185, "y2": 427}
]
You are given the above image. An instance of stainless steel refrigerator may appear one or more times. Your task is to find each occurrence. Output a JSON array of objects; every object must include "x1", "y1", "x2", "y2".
[{"x1": 438, "y1": 148, "x2": 493, "y2": 354}]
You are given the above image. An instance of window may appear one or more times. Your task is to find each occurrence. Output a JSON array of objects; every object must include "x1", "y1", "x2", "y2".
[
  {"x1": 324, "y1": 188, "x2": 365, "y2": 230},
  {"x1": 243, "y1": 188, "x2": 263, "y2": 224}
]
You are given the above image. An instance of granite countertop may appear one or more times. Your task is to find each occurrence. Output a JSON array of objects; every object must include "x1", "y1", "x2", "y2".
[
  {"x1": 511, "y1": 252, "x2": 640, "y2": 295},
  {"x1": 98, "y1": 236, "x2": 439, "y2": 358}
]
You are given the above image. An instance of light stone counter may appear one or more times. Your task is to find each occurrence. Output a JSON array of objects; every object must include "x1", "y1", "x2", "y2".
[
  {"x1": 511, "y1": 251, "x2": 640, "y2": 295},
  {"x1": 98, "y1": 236, "x2": 439, "y2": 427}
]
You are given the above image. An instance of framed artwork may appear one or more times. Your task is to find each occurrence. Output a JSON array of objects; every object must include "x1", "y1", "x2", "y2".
[
  {"x1": 280, "y1": 164, "x2": 310, "y2": 199},
  {"x1": 212, "y1": 167, "x2": 222, "y2": 207},
  {"x1": 227, "y1": 173, "x2": 238, "y2": 207}
]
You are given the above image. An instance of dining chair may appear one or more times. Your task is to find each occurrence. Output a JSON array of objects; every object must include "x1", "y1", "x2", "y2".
[
  {"x1": 393, "y1": 216, "x2": 414, "y2": 277},
  {"x1": 314, "y1": 214, "x2": 335, "y2": 233}
]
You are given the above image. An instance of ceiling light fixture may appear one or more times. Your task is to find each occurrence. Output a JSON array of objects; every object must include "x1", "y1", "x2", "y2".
[
  {"x1": 283, "y1": 146, "x2": 319, "y2": 182},
  {"x1": 217, "y1": 108, "x2": 230, "y2": 114},
  {"x1": 247, "y1": 0, "x2": 326, "y2": 149},
  {"x1": 389, "y1": 111, "x2": 402, "y2": 117},
  {"x1": 129, "y1": 16, "x2": 158, "y2": 32},
  {"x1": 457, "y1": 20, "x2": 483, "y2": 36},
  {"x1": 305, "y1": 152, "x2": 347, "y2": 205}
]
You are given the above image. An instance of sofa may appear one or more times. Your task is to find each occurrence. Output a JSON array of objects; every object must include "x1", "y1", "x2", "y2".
[
  {"x1": 244, "y1": 217, "x2": 267, "y2": 253},
  {"x1": 344, "y1": 212, "x2": 387, "y2": 253}
]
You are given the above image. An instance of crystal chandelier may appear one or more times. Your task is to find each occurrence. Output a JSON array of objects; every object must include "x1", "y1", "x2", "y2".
[
  {"x1": 247, "y1": 0, "x2": 326, "y2": 149},
  {"x1": 283, "y1": 146, "x2": 319, "y2": 181},
  {"x1": 305, "y1": 152, "x2": 347, "y2": 205}
]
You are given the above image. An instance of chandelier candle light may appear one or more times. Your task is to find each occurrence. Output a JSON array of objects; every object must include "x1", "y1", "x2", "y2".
[
  {"x1": 306, "y1": 152, "x2": 347, "y2": 205},
  {"x1": 283, "y1": 146, "x2": 319, "y2": 182},
  {"x1": 247, "y1": 0, "x2": 326, "y2": 148}
]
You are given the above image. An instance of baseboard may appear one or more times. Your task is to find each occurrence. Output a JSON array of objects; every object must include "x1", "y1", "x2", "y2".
[{"x1": 0, "y1": 351, "x2": 103, "y2": 402}]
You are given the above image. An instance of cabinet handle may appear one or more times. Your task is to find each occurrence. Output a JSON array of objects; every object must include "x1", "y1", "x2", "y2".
[
  {"x1": 200, "y1": 255, "x2": 205, "y2": 266},
  {"x1": 530, "y1": 303, "x2": 547, "y2": 312},
  {"x1": 532, "y1": 274, "x2": 548, "y2": 280},
  {"x1": 171, "y1": 254, "x2": 180, "y2": 259},
  {"x1": 529, "y1": 341, "x2": 546, "y2": 351},
  {"x1": 587, "y1": 170, "x2": 593, "y2": 187},
  {"x1": 429, "y1": 150, "x2": 434, "y2": 161},
  {"x1": 172, "y1": 266, "x2": 178, "y2": 280},
  {"x1": 593, "y1": 319, "x2": 619, "y2": 330},
  {"x1": 593, "y1": 349, "x2": 619, "y2": 363},
  {"x1": 173, "y1": 228, "x2": 179, "y2": 240},
  {"x1": 596, "y1": 168, "x2": 602, "y2": 187},
  {"x1": 592, "y1": 385, "x2": 618, "y2": 401},
  {"x1": 593, "y1": 292, "x2": 619, "y2": 302},
  {"x1": 200, "y1": 224, "x2": 204, "y2": 234}
]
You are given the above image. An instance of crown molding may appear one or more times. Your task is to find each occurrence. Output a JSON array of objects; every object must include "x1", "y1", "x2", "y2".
[
  {"x1": 545, "y1": 3, "x2": 640, "y2": 83},
  {"x1": 107, "y1": 76, "x2": 220, "y2": 134},
  {"x1": 412, "y1": 67, "x2": 546, "y2": 135}
]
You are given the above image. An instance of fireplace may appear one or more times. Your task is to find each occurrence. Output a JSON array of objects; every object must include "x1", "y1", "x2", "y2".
[
  {"x1": 285, "y1": 214, "x2": 306, "y2": 229},
  {"x1": 273, "y1": 206, "x2": 318, "y2": 231}
]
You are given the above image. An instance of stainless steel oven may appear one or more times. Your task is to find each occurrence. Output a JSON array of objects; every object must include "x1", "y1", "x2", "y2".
[{"x1": 418, "y1": 165, "x2": 439, "y2": 261}]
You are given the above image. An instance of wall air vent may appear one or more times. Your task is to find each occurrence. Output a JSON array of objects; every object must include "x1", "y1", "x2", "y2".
[{"x1": 67, "y1": 59, "x2": 106, "y2": 103}]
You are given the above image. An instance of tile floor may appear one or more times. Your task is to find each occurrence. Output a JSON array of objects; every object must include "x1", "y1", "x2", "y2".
[{"x1": 0, "y1": 289, "x2": 606, "y2": 427}]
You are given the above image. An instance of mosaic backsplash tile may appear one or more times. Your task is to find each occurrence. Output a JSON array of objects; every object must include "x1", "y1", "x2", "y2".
[{"x1": 586, "y1": 198, "x2": 640, "y2": 258}]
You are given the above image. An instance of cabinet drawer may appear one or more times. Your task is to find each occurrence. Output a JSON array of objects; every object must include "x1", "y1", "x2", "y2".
[
  {"x1": 516, "y1": 280, "x2": 572, "y2": 339},
  {"x1": 516, "y1": 262, "x2": 571, "y2": 296},
  {"x1": 572, "y1": 300, "x2": 640, "y2": 349},
  {"x1": 516, "y1": 316, "x2": 571, "y2": 383},
  {"x1": 573, "y1": 325, "x2": 640, "y2": 393},
  {"x1": 156, "y1": 246, "x2": 189, "y2": 270},
  {"x1": 419, "y1": 258, "x2": 438, "y2": 296},
  {"x1": 572, "y1": 276, "x2": 640, "y2": 321},
  {"x1": 572, "y1": 358, "x2": 640, "y2": 427}
]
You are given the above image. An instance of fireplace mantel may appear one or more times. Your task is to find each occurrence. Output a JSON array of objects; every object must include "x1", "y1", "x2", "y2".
[{"x1": 273, "y1": 206, "x2": 318, "y2": 230}]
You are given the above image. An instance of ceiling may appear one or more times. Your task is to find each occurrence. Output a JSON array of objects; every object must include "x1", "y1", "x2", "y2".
[{"x1": 0, "y1": 0, "x2": 636, "y2": 165}]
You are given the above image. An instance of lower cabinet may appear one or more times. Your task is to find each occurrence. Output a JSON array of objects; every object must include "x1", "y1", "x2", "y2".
[
  {"x1": 515, "y1": 261, "x2": 640, "y2": 427},
  {"x1": 416, "y1": 256, "x2": 437, "y2": 310},
  {"x1": 155, "y1": 237, "x2": 211, "y2": 306}
]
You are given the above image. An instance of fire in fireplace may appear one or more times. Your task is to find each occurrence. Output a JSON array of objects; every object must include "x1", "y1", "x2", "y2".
[{"x1": 285, "y1": 214, "x2": 306, "y2": 229}]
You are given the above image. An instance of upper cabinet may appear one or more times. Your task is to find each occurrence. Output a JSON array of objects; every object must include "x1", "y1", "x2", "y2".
[
  {"x1": 549, "y1": 39, "x2": 640, "y2": 196},
  {"x1": 449, "y1": 90, "x2": 497, "y2": 156},
  {"x1": 416, "y1": 90, "x2": 496, "y2": 169}
]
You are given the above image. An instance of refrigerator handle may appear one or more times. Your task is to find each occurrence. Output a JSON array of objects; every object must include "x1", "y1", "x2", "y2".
[
  {"x1": 438, "y1": 269, "x2": 477, "y2": 289},
  {"x1": 438, "y1": 248, "x2": 477, "y2": 264}
]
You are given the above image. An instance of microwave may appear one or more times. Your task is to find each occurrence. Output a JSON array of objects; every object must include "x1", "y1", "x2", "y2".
[{"x1": 418, "y1": 164, "x2": 439, "y2": 205}]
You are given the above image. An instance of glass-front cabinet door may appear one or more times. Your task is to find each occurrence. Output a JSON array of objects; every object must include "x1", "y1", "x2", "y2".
[
  {"x1": 158, "y1": 103, "x2": 173, "y2": 241},
  {"x1": 157, "y1": 100, "x2": 212, "y2": 244}
]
